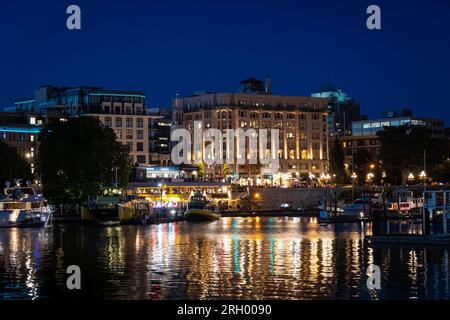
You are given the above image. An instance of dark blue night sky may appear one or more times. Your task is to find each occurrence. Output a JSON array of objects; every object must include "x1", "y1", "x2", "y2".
[{"x1": 0, "y1": 0, "x2": 449, "y2": 123}]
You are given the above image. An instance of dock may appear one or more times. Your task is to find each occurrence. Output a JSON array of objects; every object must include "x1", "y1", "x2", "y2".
[{"x1": 367, "y1": 234, "x2": 450, "y2": 246}]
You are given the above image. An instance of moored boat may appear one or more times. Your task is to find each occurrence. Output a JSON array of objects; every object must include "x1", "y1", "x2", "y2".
[
  {"x1": 343, "y1": 195, "x2": 383, "y2": 218},
  {"x1": 81, "y1": 188, "x2": 122, "y2": 225},
  {"x1": 0, "y1": 182, "x2": 52, "y2": 228},
  {"x1": 185, "y1": 209, "x2": 221, "y2": 221},
  {"x1": 185, "y1": 192, "x2": 220, "y2": 222}
]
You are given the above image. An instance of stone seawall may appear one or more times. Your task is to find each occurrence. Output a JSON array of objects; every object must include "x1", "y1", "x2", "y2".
[{"x1": 248, "y1": 187, "x2": 345, "y2": 210}]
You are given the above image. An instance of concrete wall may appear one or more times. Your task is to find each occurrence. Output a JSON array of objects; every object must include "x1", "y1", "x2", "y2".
[{"x1": 248, "y1": 187, "x2": 345, "y2": 210}]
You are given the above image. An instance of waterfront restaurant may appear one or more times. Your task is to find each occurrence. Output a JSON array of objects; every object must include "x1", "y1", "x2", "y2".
[{"x1": 126, "y1": 181, "x2": 236, "y2": 211}]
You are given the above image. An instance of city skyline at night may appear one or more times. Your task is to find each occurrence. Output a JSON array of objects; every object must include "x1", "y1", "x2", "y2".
[{"x1": 1, "y1": 0, "x2": 450, "y2": 124}]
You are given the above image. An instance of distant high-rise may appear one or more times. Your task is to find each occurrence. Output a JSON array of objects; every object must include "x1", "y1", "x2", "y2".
[{"x1": 311, "y1": 82, "x2": 360, "y2": 137}]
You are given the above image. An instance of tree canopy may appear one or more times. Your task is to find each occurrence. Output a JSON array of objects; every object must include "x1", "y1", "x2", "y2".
[
  {"x1": 378, "y1": 125, "x2": 450, "y2": 185},
  {"x1": 37, "y1": 117, "x2": 131, "y2": 203},
  {"x1": 352, "y1": 148, "x2": 373, "y2": 185},
  {"x1": 330, "y1": 138, "x2": 348, "y2": 184},
  {"x1": 0, "y1": 141, "x2": 33, "y2": 188}
]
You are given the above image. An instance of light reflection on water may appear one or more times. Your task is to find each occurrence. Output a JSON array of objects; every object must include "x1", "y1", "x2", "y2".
[{"x1": 0, "y1": 217, "x2": 449, "y2": 300}]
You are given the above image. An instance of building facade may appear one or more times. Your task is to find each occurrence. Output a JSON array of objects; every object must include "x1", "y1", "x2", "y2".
[
  {"x1": 337, "y1": 109, "x2": 445, "y2": 170},
  {"x1": 173, "y1": 78, "x2": 330, "y2": 186},
  {"x1": 311, "y1": 82, "x2": 360, "y2": 137},
  {"x1": 0, "y1": 111, "x2": 66, "y2": 175},
  {"x1": 352, "y1": 110, "x2": 445, "y2": 137},
  {"x1": 334, "y1": 134, "x2": 381, "y2": 169},
  {"x1": 15, "y1": 85, "x2": 164, "y2": 165},
  {"x1": 148, "y1": 108, "x2": 172, "y2": 166}
]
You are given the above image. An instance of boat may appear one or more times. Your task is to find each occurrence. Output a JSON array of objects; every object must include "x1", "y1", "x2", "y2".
[
  {"x1": 388, "y1": 188, "x2": 418, "y2": 214},
  {"x1": 0, "y1": 181, "x2": 52, "y2": 228},
  {"x1": 118, "y1": 198, "x2": 153, "y2": 224},
  {"x1": 81, "y1": 188, "x2": 123, "y2": 225},
  {"x1": 343, "y1": 195, "x2": 383, "y2": 218},
  {"x1": 81, "y1": 203, "x2": 120, "y2": 226},
  {"x1": 185, "y1": 192, "x2": 221, "y2": 222},
  {"x1": 82, "y1": 188, "x2": 177, "y2": 225}
]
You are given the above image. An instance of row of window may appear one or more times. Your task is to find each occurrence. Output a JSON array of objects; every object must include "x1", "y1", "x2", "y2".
[
  {"x1": 1, "y1": 132, "x2": 36, "y2": 142},
  {"x1": 184, "y1": 101, "x2": 324, "y2": 110},
  {"x1": 104, "y1": 117, "x2": 144, "y2": 128},
  {"x1": 101, "y1": 105, "x2": 145, "y2": 115},
  {"x1": 114, "y1": 129, "x2": 145, "y2": 140},
  {"x1": 341, "y1": 139, "x2": 379, "y2": 147},
  {"x1": 89, "y1": 95, "x2": 144, "y2": 104},
  {"x1": 186, "y1": 111, "x2": 326, "y2": 121},
  {"x1": 125, "y1": 142, "x2": 145, "y2": 152}
]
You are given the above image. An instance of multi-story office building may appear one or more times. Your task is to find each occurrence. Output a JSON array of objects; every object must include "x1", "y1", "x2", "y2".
[
  {"x1": 0, "y1": 111, "x2": 65, "y2": 175},
  {"x1": 333, "y1": 135, "x2": 381, "y2": 170},
  {"x1": 1, "y1": 112, "x2": 40, "y2": 174},
  {"x1": 148, "y1": 108, "x2": 172, "y2": 166},
  {"x1": 352, "y1": 109, "x2": 445, "y2": 137},
  {"x1": 15, "y1": 85, "x2": 163, "y2": 165},
  {"x1": 335, "y1": 109, "x2": 445, "y2": 170},
  {"x1": 173, "y1": 78, "x2": 330, "y2": 185},
  {"x1": 311, "y1": 82, "x2": 360, "y2": 137}
]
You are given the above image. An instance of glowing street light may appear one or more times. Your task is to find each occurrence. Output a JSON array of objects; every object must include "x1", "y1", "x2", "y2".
[
  {"x1": 351, "y1": 172, "x2": 358, "y2": 180},
  {"x1": 407, "y1": 173, "x2": 415, "y2": 180},
  {"x1": 419, "y1": 171, "x2": 427, "y2": 179}
]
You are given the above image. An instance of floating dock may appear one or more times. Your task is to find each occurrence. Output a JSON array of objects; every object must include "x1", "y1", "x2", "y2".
[{"x1": 367, "y1": 234, "x2": 450, "y2": 246}]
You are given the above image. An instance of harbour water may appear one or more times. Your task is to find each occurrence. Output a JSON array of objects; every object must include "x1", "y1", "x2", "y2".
[{"x1": 0, "y1": 217, "x2": 449, "y2": 300}]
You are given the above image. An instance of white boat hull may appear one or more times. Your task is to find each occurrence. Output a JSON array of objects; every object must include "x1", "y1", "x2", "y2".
[{"x1": 0, "y1": 209, "x2": 50, "y2": 227}]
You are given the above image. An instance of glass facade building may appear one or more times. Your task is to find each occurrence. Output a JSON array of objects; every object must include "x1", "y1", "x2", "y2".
[{"x1": 352, "y1": 116, "x2": 445, "y2": 137}]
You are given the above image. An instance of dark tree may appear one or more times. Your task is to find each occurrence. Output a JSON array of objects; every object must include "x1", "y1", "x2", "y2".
[
  {"x1": 37, "y1": 117, "x2": 131, "y2": 203},
  {"x1": 427, "y1": 137, "x2": 450, "y2": 183},
  {"x1": 330, "y1": 138, "x2": 348, "y2": 184},
  {"x1": 352, "y1": 148, "x2": 372, "y2": 185},
  {"x1": 0, "y1": 141, "x2": 33, "y2": 187},
  {"x1": 377, "y1": 126, "x2": 437, "y2": 185}
]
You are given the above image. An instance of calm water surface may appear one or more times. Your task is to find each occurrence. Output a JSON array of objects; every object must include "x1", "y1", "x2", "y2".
[{"x1": 0, "y1": 217, "x2": 449, "y2": 300}]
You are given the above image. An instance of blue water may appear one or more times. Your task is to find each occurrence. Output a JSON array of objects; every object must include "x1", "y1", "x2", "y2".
[{"x1": 0, "y1": 217, "x2": 449, "y2": 300}]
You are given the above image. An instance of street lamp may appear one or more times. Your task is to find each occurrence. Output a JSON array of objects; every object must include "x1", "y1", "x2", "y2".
[
  {"x1": 351, "y1": 172, "x2": 358, "y2": 198},
  {"x1": 419, "y1": 171, "x2": 427, "y2": 179},
  {"x1": 366, "y1": 172, "x2": 374, "y2": 183}
]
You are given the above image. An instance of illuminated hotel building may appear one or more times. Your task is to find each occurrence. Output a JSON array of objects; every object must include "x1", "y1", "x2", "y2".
[
  {"x1": 14, "y1": 85, "x2": 165, "y2": 165},
  {"x1": 172, "y1": 78, "x2": 330, "y2": 185}
]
